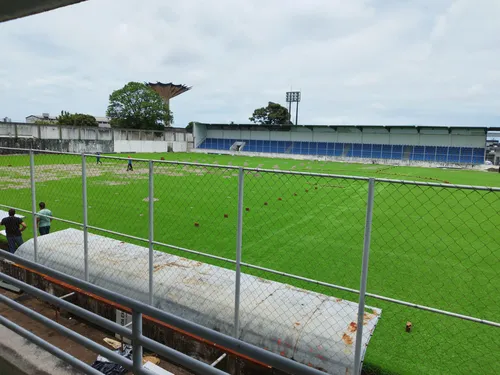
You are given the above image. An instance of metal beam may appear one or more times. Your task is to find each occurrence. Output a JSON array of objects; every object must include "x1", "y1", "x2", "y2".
[{"x1": 0, "y1": 0, "x2": 87, "y2": 23}]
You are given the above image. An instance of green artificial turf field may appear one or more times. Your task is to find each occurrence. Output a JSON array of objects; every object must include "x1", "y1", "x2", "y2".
[{"x1": 1, "y1": 151, "x2": 499, "y2": 375}]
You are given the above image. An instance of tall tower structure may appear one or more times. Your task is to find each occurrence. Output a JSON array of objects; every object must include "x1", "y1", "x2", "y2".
[{"x1": 147, "y1": 82, "x2": 191, "y2": 109}]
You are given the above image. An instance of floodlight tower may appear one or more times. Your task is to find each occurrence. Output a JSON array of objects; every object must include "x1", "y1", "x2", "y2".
[
  {"x1": 147, "y1": 82, "x2": 192, "y2": 124},
  {"x1": 286, "y1": 91, "x2": 301, "y2": 125}
]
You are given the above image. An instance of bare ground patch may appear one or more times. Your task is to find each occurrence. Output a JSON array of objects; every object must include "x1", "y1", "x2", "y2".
[
  {"x1": 95, "y1": 181, "x2": 130, "y2": 186},
  {"x1": 142, "y1": 197, "x2": 160, "y2": 202}
]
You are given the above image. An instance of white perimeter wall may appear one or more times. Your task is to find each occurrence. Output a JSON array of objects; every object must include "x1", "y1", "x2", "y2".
[
  {"x1": 204, "y1": 126, "x2": 486, "y2": 148},
  {"x1": 114, "y1": 140, "x2": 188, "y2": 153},
  {"x1": 0, "y1": 122, "x2": 193, "y2": 152}
]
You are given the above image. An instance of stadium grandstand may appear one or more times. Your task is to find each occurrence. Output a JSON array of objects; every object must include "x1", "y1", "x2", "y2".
[{"x1": 193, "y1": 123, "x2": 497, "y2": 165}]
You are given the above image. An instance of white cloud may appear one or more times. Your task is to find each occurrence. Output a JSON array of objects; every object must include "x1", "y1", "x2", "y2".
[{"x1": 0, "y1": 0, "x2": 499, "y2": 126}]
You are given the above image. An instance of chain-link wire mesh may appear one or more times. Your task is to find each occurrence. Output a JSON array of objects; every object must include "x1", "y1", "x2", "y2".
[
  {"x1": 1, "y1": 146, "x2": 499, "y2": 375},
  {"x1": 0, "y1": 148, "x2": 32, "y2": 254},
  {"x1": 152, "y1": 161, "x2": 239, "y2": 335},
  {"x1": 85, "y1": 155, "x2": 152, "y2": 301},
  {"x1": 366, "y1": 181, "x2": 500, "y2": 375},
  {"x1": 31, "y1": 151, "x2": 83, "y2": 271},
  {"x1": 239, "y1": 168, "x2": 373, "y2": 373}
]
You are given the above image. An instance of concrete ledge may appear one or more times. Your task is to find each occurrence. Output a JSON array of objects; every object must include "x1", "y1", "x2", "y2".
[{"x1": 0, "y1": 325, "x2": 83, "y2": 375}]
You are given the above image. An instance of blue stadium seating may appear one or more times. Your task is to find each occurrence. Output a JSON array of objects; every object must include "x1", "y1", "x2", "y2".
[
  {"x1": 448, "y1": 147, "x2": 461, "y2": 163},
  {"x1": 196, "y1": 138, "x2": 485, "y2": 164},
  {"x1": 371, "y1": 144, "x2": 382, "y2": 159}
]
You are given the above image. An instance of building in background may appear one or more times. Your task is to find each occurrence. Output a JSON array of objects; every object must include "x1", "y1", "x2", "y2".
[
  {"x1": 95, "y1": 117, "x2": 111, "y2": 128},
  {"x1": 26, "y1": 113, "x2": 111, "y2": 128},
  {"x1": 26, "y1": 113, "x2": 58, "y2": 124}
]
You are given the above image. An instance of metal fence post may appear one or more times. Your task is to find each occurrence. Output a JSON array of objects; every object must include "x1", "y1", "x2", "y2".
[
  {"x1": 29, "y1": 150, "x2": 38, "y2": 263},
  {"x1": 82, "y1": 153, "x2": 89, "y2": 281},
  {"x1": 353, "y1": 178, "x2": 375, "y2": 375},
  {"x1": 132, "y1": 310, "x2": 143, "y2": 373},
  {"x1": 234, "y1": 167, "x2": 244, "y2": 338},
  {"x1": 148, "y1": 160, "x2": 154, "y2": 306}
]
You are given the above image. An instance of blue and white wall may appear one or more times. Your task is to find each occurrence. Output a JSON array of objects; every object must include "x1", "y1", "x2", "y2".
[{"x1": 195, "y1": 124, "x2": 486, "y2": 148}]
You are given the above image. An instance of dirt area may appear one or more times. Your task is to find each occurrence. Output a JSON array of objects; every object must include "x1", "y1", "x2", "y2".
[
  {"x1": 0, "y1": 287, "x2": 194, "y2": 375},
  {"x1": 0, "y1": 163, "x2": 206, "y2": 190}
]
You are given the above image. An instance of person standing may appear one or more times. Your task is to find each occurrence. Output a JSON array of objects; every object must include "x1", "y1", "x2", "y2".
[
  {"x1": 96, "y1": 152, "x2": 102, "y2": 165},
  {"x1": 127, "y1": 156, "x2": 133, "y2": 171},
  {"x1": 36, "y1": 202, "x2": 52, "y2": 236},
  {"x1": 0, "y1": 209, "x2": 27, "y2": 253}
]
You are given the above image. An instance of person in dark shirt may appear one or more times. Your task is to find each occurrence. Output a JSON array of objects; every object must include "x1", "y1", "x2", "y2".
[
  {"x1": 127, "y1": 156, "x2": 133, "y2": 171},
  {"x1": 1, "y1": 209, "x2": 27, "y2": 253}
]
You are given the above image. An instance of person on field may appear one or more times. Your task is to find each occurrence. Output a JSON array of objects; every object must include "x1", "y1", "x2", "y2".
[
  {"x1": 127, "y1": 156, "x2": 133, "y2": 171},
  {"x1": 1, "y1": 209, "x2": 27, "y2": 253},
  {"x1": 36, "y1": 202, "x2": 52, "y2": 236},
  {"x1": 96, "y1": 152, "x2": 102, "y2": 165}
]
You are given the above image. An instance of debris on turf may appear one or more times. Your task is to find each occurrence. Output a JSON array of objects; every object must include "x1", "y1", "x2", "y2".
[
  {"x1": 194, "y1": 222, "x2": 199, "y2": 227},
  {"x1": 264, "y1": 202, "x2": 268, "y2": 205},
  {"x1": 224, "y1": 214, "x2": 228, "y2": 218},
  {"x1": 406, "y1": 321, "x2": 412, "y2": 332},
  {"x1": 246, "y1": 207, "x2": 250, "y2": 211}
]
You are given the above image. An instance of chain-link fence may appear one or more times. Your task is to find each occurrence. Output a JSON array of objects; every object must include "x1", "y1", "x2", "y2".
[{"x1": 0, "y1": 147, "x2": 498, "y2": 375}]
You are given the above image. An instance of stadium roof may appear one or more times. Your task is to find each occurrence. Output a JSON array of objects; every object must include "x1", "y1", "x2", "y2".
[
  {"x1": 197, "y1": 123, "x2": 500, "y2": 131},
  {"x1": 0, "y1": 0, "x2": 87, "y2": 23}
]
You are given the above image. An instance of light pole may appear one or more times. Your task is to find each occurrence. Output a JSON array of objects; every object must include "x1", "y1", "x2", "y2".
[{"x1": 286, "y1": 91, "x2": 301, "y2": 125}]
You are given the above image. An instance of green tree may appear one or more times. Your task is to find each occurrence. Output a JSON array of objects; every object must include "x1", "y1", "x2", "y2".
[
  {"x1": 33, "y1": 119, "x2": 53, "y2": 125},
  {"x1": 57, "y1": 111, "x2": 73, "y2": 125},
  {"x1": 249, "y1": 102, "x2": 292, "y2": 125},
  {"x1": 72, "y1": 114, "x2": 98, "y2": 127},
  {"x1": 106, "y1": 82, "x2": 173, "y2": 129},
  {"x1": 57, "y1": 111, "x2": 98, "y2": 127}
]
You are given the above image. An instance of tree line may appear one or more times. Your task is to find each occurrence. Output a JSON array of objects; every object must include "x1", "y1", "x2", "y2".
[
  {"x1": 34, "y1": 81, "x2": 294, "y2": 130},
  {"x1": 35, "y1": 81, "x2": 173, "y2": 130}
]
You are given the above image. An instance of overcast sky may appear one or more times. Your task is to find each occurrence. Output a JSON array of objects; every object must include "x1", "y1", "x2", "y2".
[{"x1": 1, "y1": 0, "x2": 499, "y2": 127}]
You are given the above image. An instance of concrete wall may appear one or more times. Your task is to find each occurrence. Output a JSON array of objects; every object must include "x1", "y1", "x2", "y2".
[
  {"x1": 0, "y1": 326, "x2": 83, "y2": 375},
  {"x1": 0, "y1": 137, "x2": 114, "y2": 153},
  {"x1": 0, "y1": 122, "x2": 192, "y2": 153},
  {"x1": 199, "y1": 124, "x2": 486, "y2": 148}
]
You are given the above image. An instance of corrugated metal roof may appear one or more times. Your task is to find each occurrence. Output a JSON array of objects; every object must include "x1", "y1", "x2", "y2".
[
  {"x1": 18, "y1": 229, "x2": 382, "y2": 374},
  {"x1": 197, "y1": 122, "x2": 500, "y2": 130}
]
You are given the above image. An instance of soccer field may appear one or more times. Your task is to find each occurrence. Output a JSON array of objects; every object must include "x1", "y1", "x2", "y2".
[{"x1": 1, "y1": 151, "x2": 499, "y2": 375}]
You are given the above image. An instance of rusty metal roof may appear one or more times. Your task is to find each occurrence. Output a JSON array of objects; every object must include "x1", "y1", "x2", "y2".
[{"x1": 17, "y1": 228, "x2": 382, "y2": 374}]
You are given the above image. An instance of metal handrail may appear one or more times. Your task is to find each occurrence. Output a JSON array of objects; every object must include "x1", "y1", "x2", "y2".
[{"x1": 0, "y1": 251, "x2": 328, "y2": 375}]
